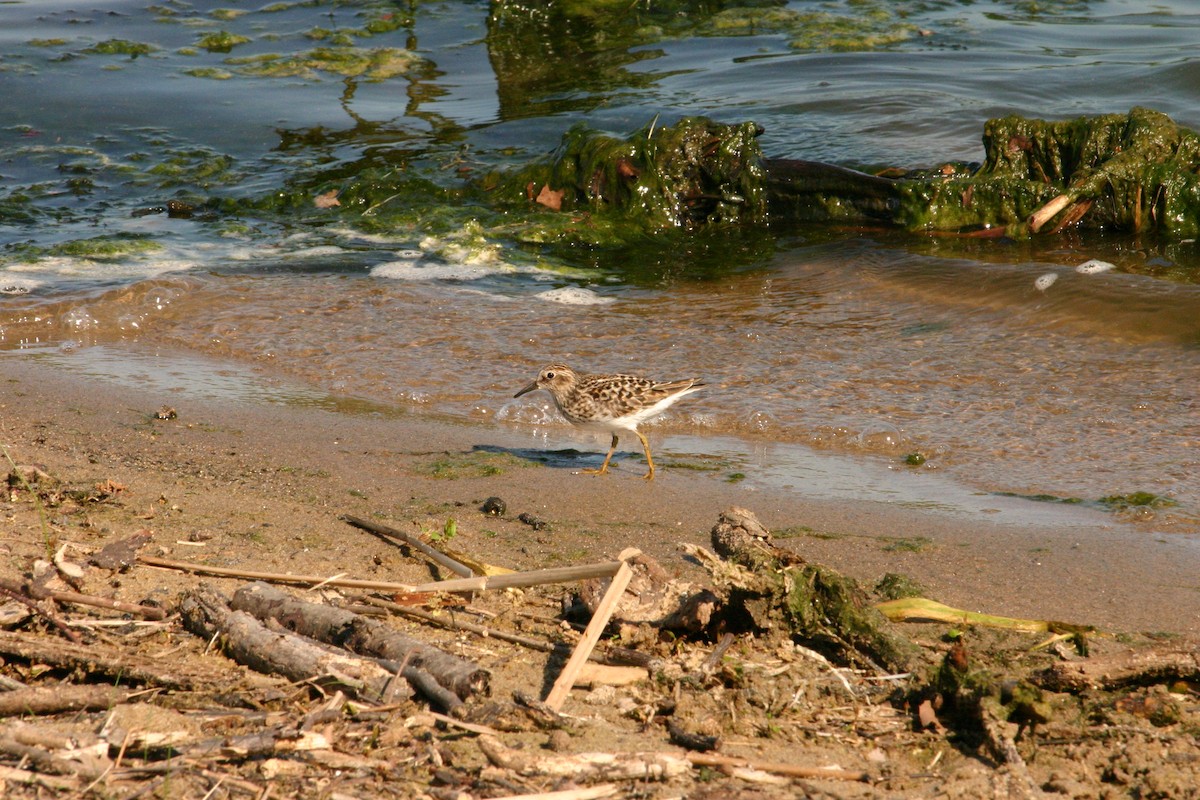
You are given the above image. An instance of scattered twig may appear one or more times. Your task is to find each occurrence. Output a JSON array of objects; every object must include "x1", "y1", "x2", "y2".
[
  {"x1": 699, "y1": 632, "x2": 735, "y2": 674},
  {"x1": 479, "y1": 734, "x2": 689, "y2": 781},
  {"x1": 0, "y1": 581, "x2": 82, "y2": 643},
  {"x1": 686, "y1": 752, "x2": 870, "y2": 782},
  {"x1": 0, "y1": 630, "x2": 208, "y2": 690}
]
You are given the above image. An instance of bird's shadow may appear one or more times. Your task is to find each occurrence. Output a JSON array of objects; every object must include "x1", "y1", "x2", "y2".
[{"x1": 472, "y1": 444, "x2": 643, "y2": 472}]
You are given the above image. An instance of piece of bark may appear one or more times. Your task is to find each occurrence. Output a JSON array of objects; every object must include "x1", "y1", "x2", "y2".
[
  {"x1": 0, "y1": 630, "x2": 210, "y2": 690},
  {"x1": 180, "y1": 584, "x2": 409, "y2": 705},
  {"x1": 0, "y1": 685, "x2": 134, "y2": 717},
  {"x1": 230, "y1": 582, "x2": 489, "y2": 700},
  {"x1": 1033, "y1": 645, "x2": 1200, "y2": 692},
  {"x1": 478, "y1": 734, "x2": 689, "y2": 781},
  {"x1": 90, "y1": 530, "x2": 154, "y2": 571}
]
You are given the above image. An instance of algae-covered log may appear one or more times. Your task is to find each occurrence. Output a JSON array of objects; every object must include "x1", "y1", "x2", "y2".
[
  {"x1": 487, "y1": 107, "x2": 1200, "y2": 240},
  {"x1": 699, "y1": 507, "x2": 918, "y2": 674},
  {"x1": 480, "y1": 116, "x2": 769, "y2": 231},
  {"x1": 895, "y1": 107, "x2": 1200, "y2": 236}
]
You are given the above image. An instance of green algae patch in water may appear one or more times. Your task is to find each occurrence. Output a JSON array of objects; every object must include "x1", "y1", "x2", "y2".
[
  {"x1": 706, "y1": 5, "x2": 918, "y2": 51},
  {"x1": 196, "y1": 31, "x2": 252, "y2": 53},
  {"x1": 84, "y1": 39, "x2": 158, "y2": 58},
  {"x1": 224, "y1": 46, "x2": 420, "y2": 81},
  {"x1": 1097, "y1": 492, "x2": 1177, "y2": 512},
  {"x1": 4, "y1": 234, "x2": 165, "y2": 264}
]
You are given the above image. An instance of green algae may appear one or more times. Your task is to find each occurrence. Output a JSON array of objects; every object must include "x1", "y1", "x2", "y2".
[
  {"x1": 706, "y1": 6, "x2": 918, "y2": 51},
  {"x1": 183, "y1": 67, "x2": 235, "y2": 80},
  {"x1": 6, "y1": 234, "x2": 164, "y2": 263},
  {"x1": 1098, "y1": 492, "x2": 1177, "y2": 511},
  {"x1": 414, "y1": 451, "x2": 538, "y2": 480},
  {"x1": 84, "y1": 39, "x2": 157, "y2": 58},
  {"x1": 196, "y1": 31, "x2": 252, "y2": 53},
  {"x1": 224, "y1": 46, "x2": 419, "y2": 81}
]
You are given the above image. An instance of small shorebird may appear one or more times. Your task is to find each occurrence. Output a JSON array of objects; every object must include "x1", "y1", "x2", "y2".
[{"x1": 514, "y1": 363, "x2": 705, "y2": 480}]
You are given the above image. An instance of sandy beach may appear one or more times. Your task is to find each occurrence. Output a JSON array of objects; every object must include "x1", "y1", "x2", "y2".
[
  {"x1": 4, "y1": 351, "x2": 1196, "y2": 636},
  {"x1": 5, "y1": 350, "x2": 1200, "y2": 799}
]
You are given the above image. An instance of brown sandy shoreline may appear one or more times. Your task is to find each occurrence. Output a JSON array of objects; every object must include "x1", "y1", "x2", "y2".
[{"x1": 3, "y1": 349, "x2": 1197, "y2": 636}]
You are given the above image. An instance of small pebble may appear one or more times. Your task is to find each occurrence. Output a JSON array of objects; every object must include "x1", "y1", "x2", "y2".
[
  {"x1": 545, "y1": 730, "x2": 570, "y2": 751},
  {"x1": 1076, "y1": 258, "x2": 1115, "y2": 274},
  {"x1": 1034, "y1": 272, "x2": 1057, "y2": 291}
]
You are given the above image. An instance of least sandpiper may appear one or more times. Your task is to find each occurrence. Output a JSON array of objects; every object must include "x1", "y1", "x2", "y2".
[{"x1": 514, "y1": 363, "x2": 705, "y2": 479}]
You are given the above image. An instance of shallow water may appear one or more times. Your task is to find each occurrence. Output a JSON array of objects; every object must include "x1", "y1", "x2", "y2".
[{"x1": 2, "y1": 0, "x2": 1199, "y2": 529}]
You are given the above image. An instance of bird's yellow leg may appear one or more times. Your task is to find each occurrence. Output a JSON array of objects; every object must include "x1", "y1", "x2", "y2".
[
  {"x1": 636, "y1": 430, "x2": 655, "y2": 480},
  {"x1": 581, "y1": 434, "x2": 619, "y2": 475}
]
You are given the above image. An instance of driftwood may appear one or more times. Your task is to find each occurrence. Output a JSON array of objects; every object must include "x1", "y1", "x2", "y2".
[
  {"x1": 230, "y1": 582, "x2": 489, "y2": 701},
  {"x1": 405, "y1": 560, "x2": 622, "y2": 594},
  {"x1": 1034, "y1": 644, "x2": 1200, "y2": 692},
  {"x1": 179, "y1": 583, "x2": 412, "y2": 706}
]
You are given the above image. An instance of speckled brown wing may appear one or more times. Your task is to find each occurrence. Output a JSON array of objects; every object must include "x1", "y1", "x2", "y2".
[{"x1": 574, "y1": 373, "x2": 659, "y2": 419}]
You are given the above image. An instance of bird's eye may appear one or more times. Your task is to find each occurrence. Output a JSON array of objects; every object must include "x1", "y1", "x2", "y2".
[{"x1": 545, "y1": 371, "x2": 555, "y2": 379}]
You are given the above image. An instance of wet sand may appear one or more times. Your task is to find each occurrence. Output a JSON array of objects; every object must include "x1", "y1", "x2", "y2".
[{"x1": 3, "y1": 350, "x2": 1196, "y2": 636}]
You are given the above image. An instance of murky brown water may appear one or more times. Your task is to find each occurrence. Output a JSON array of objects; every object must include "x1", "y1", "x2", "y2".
[{"x1": 5, "y1": 239, "x2": 1197, "y2": 529}]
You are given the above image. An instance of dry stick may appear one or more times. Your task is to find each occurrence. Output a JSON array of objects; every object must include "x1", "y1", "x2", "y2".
[
  {"x1": 341, "y1": 514, "x2": 473, "y2": 578},
  {"x1": 686, "y1": 753, "x2": 870, "y2": 783},
  {"x1": 139, "y1": 555, "x2": 622, "y2": 595},
  {"x1": 406, "y1": 560, "x2": 622, "y2": 594},
  {"x1": 34, "y1": 586, "x2": 165, "y2": 621},
  {"x1": 138, "y1": 555, "x2": 416, "y2": 592},
  {"x1": 543, "y1": 548, "x2": 639, "y2": 711}
]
